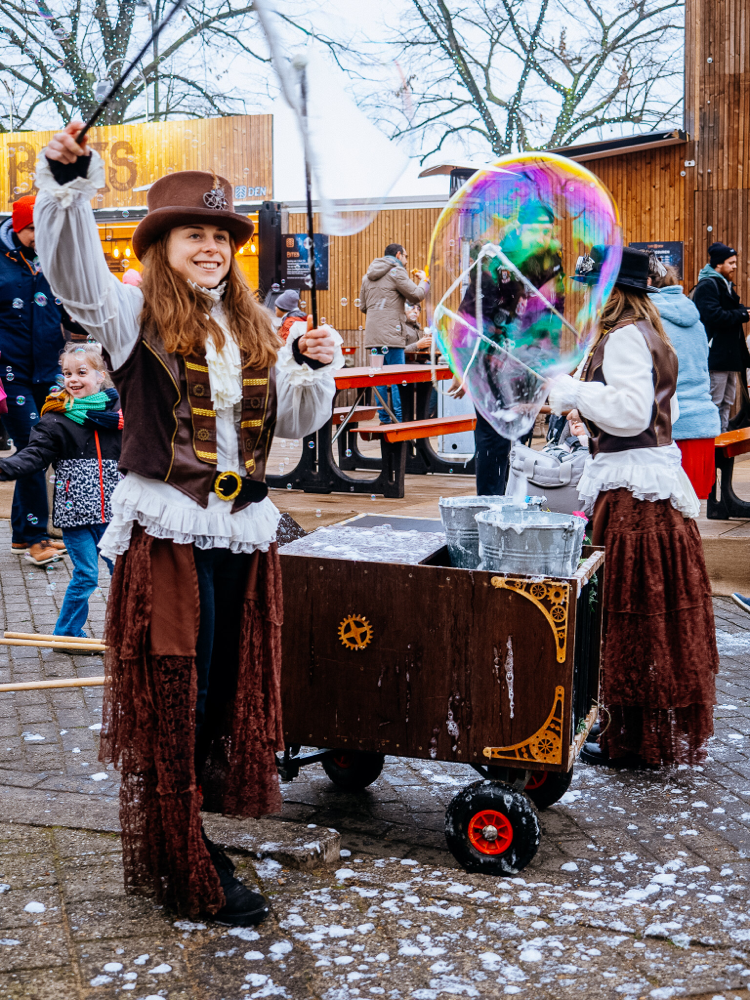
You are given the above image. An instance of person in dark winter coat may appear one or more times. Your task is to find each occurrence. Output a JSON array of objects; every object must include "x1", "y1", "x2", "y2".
[
  {"x1": 0, "y1": 343, "x2": 121, "y2": 637},
  {"x1": 0, "y1": 195, "x2": 66, "y2": 564},
  {"x1": 692, "y1": 242, "x2": 750, "y2": 431}
]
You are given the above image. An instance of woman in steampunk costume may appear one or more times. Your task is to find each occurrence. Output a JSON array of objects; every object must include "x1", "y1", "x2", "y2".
[
  {"x1": 38, "y1": 122, "x2": 343, "y2": 925},
  {"x1": 550, "y1": 247, "x2": 719, "y2": 769}
]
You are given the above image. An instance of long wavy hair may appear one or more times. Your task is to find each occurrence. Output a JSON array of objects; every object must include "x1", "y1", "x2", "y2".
[
  {"x1": 596, "y1": 285, "x2": 674, "y2": 351},
  {"x1": 139, "y1": 234, "x2": 280, "y2": 367}
]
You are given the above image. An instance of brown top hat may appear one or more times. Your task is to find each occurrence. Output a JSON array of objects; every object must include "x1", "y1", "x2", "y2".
[{"x1": 132, "y1": 170, "x2": 255, "y2": 260}]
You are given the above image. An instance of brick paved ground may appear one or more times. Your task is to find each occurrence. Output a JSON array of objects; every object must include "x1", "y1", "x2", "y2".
[{"x1": 3, "y1": 520, "x2": 750, "y2": 998}]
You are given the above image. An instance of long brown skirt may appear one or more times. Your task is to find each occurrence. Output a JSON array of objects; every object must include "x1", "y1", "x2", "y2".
[
  {"x1": 99, "y1": 525, "x2": 284, "y2": 917},
  {"x1": 591, "y1": 488, "x2": 718, "y2": 766}
]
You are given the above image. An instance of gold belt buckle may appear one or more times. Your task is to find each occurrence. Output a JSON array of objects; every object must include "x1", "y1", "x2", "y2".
[{"x1": 214, "y1": 470, "x2": 243, "y2": 502}]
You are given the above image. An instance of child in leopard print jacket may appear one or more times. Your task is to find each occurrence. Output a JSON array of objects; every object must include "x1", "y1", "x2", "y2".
[{"x1": 0, "y1": 343, "x2": 122, "y2": 639}]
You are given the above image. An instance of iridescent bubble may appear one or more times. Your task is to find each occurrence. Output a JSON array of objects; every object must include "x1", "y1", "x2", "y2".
[
  {"x1": 340, "y1": 298, "x2": 348, "y2": 307},
  {"x1": 271, "y1": 283, "x2": 281, "y2": 293},
  {"x1": 5, "y1": 374, "x2": 13, "y2": 381},
  {"x1": 307, "y1": 440, "x2": 315, "y2": 449},
  {"x1": 354, "y1": 298, "x2": 361, "y2": 307},
  {"x1": 370, "y1": 494, "x2": 376, "y2": 500},
  {"x1": 371, "y1": 348, "x2": 378, "y2": 356},
  {"x1": 315, "y1": 509, "x2": 321, "y2": 517},
  {"x1": 382, "y1": 346, "x2": 389, "y2": 355},
  {"x1": 56, "y1": 480, "x2": 64, "y2": 490},
  {"x1": 16, "y1": 396, "x2": 25, "y2": 405},
  {"x1": 321, "y1": 317, "x2": 327, "y2": 324},
  {"x1": 286, "y1": 483, "x2": 292, "y2": 490},
  {"x1": 65, "y1": 500, "x2": 73, "y2": 511},
  {"x1": 27, "y1": 514, "x2": 38, "y2": 524},
  {"x1": 428, "y1": 152, "x2": 622, "y2": 440},
  {"x1": 12, "y1": 298, "x2": 22, "y2": 309},
  {"x1": 191, "y1": 139, "x2": 199, "y2": 148},
  {"x1": 54, "y1": 297, "x2": 62, "y2": 305},
  {"x1": 52, "y1": 27, "x2": 69, "y2": 40},
  {"x1": 345, "y1": 448, "x2": 352, "y2": 458},
  {"x1": 121, "y1": 260, "x2": 129, "y2": 270},
  {"x1": 7, "y1": 148, "x2": 15, "y2": 158},
  {"x1": 30, "y1": 412, "x2": 37, "y2": 420},
  {"x1": 34, "y1": 292, "x2": 47, "y2": 307},
  {"x1": 121, "y1": 210, "x2": 129, "y2": 219}
]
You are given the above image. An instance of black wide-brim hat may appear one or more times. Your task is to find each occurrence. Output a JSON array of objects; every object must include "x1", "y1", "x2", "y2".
[
  {"x1": 614, "y1": 246, "x2": 650, "y2": 290},
  {"x1": 132, "y1": 170, "x2": 255, "y2": 260}
]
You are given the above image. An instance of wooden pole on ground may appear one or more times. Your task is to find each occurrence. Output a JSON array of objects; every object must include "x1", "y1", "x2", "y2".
[
  {"x1": 0, "y1": 676, "x2": 105, "y2": 693},
  {"x1": 5, "y1": 632, "x2": 104, "y2": 644},
  {"x1": 0, "y1": 638, "x2": 107, "y2": 651}
]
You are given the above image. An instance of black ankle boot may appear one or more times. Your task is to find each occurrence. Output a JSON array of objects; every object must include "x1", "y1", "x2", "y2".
[{"x1": 202, "y1": 834, "x2": 269, "y2": 927}]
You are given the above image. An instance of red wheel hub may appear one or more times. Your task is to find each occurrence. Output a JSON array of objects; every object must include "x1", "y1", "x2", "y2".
[
  {"x1": 332, "y1": 754, "x2": 353, "y2": 769},
  {"x1": 467, "y1": 809, "x2": 513, "y2": 855},
  {"x1": 525, "y1": 771, "x2": 548, "y2": 792}
]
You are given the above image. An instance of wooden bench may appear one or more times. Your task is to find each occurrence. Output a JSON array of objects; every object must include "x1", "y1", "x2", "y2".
[
  {"x1": 360, "y1": 414, "x2": 477, "y2": 443},
  {"x1": 331, "y1": 405, "x2": 378, "y2": 426},
  {"x1": 708, "y1": 427, "x2": 750, "y2": 519}
]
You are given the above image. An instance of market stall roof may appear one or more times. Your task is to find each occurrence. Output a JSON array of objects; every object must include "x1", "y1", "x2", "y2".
[{"x1": 417, "y1": 128, "x2": 690, "y2": 178}]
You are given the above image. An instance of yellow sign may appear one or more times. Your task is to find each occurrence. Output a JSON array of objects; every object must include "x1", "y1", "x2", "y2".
[{"x1": 2, "y1": 114, "x2": 273, "y2": 210}]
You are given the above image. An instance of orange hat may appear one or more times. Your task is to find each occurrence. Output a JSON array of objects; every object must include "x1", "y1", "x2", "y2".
[{"x1": 12, "y1": 195, "x2": 36, "y2": 234}]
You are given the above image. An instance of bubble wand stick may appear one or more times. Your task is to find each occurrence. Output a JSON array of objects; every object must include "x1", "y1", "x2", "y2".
[{"x1": 298, "y1": 62, "x2": 319, "y2": 329}]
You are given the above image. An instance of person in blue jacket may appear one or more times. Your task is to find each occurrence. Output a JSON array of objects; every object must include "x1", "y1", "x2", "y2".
[
  {"x1": 0, "y1": 195, "x2": 66, "y2": 565},
  {"x1": 648, "y1": 259, "x2": 721, "y2": 500}
]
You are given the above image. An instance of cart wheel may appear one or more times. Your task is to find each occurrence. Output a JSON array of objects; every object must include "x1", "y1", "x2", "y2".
[
  {"x1": 524, "y1": 767, "x2": 574, "y2": 811},
  {"x1": 445, "y1": 779, "x2": 540, "y2": 875},
  {"x1": 322, "y1": 750, "x2": 385, "y2": 791}
]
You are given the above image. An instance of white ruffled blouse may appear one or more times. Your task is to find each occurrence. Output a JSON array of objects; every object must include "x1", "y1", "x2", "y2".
[
  {"x1": 33, "y1": 151, "x2": 345, "y2": 558},
  {"x1": 549, "y1": 323, "x2": 700, "y2": 519}
]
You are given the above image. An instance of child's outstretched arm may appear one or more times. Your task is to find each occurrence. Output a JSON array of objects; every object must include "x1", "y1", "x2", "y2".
[{"x1": 0, "y1": 421, "x2": 61, "y2": 482}]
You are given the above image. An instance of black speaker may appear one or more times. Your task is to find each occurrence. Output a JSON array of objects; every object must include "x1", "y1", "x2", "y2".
[{"x1": 258, "y1": 201, "x2": 283, "y2": 301}]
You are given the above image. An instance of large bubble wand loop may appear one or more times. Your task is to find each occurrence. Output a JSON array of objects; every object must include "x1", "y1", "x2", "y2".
[{"x1": 74, "y1": 0, "x2": 188, "y2": 142}]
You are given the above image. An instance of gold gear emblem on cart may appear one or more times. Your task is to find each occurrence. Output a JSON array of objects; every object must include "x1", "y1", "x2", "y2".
[{"x1": 338, "y1": 614, "x2": 373, "y2": 651}]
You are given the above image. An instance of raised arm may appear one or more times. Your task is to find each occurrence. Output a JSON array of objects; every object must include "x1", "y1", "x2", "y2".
[{"x1": 35, "y1": 121, "x2": 142, "y2": 370}]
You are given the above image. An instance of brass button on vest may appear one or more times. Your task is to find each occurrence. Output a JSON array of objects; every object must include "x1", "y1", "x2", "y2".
[{"x1": 193, "y1": 384, "x2": 205, "y2": 396}]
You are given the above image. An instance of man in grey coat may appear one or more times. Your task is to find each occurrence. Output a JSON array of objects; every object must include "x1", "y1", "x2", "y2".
[{"x1": 359, "y1": 243, "x2": 429, "y2": 422}]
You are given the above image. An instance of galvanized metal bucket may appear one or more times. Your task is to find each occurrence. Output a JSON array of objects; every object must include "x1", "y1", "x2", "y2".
[
  {"x1": 439, "y1": 495, "x2": 546, "y2": 569},
  {"x1": 475, "y1": 508, "x2": 585, "y2": 577}
]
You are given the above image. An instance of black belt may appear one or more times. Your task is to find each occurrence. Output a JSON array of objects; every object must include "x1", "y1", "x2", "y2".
[{"x1": 211, "y1": 470, "x2": 268, "y2": 505}]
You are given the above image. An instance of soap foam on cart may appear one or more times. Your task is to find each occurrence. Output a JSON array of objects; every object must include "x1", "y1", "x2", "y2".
[{"x1": 280, "y1": 523, "x2": 445, "y2": 564}]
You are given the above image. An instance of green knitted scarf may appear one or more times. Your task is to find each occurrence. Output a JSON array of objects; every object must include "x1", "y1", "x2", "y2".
[{"x1": 62, "y1": 390, "x2": 110, "y2": 426}]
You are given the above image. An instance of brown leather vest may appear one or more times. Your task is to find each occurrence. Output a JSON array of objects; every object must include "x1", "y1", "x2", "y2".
[
  {"x1": 580, "y1": 314, "x2": 677, "y2": 457},
  {"x1": 112, "y1": 324, "x2": 276, "y2": 511}
]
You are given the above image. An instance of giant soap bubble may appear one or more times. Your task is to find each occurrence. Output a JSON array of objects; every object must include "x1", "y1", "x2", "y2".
[{"x1": 427, "y1": 153, "x2": 622, "y2": 439}]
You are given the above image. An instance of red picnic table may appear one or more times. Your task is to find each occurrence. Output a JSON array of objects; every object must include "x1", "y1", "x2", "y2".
[{"x1": 265, "y1": 363, "x2": 477, "y2": 498}]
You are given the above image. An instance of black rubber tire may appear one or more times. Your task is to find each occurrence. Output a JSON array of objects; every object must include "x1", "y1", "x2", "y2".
[
  {"x1": 445, "y1": 779, "x2": 541, "y2": 875},
  {"x1": 523, "y1": 767, "x2": 574, "y2": 811},
  {"x1": 321, "y1": 750, "x2": 385, "y2": 791}
]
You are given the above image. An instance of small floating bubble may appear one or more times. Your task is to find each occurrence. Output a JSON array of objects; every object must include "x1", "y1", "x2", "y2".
[
  {"x1": 315, "y1": 509, "x2": 321, "y2": 518},
  {"x1": 12, "y1": 298, "x2": 22, "y2": 310},
  {"x1": 340, "y1": 298, "x2": 348, "y2": 307}
]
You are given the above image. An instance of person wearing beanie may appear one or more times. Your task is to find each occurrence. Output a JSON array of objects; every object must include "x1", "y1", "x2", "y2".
[
  {"x1": 274, "y1": 288, "x2": 306, "y2": 343},
  {"x1": 0, "y1": 194, "x2": 66, "y2": 565},
  {"x1": 692, "y1": 241, "x2": 750, "y2": 431},
  {"x1": 39, "y1": 120, "x2": 344, "y2": 927}
]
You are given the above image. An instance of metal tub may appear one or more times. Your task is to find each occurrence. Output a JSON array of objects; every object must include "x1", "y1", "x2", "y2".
[{"x1": 475, "y1": 508, "x2": 585, "y2": 578}]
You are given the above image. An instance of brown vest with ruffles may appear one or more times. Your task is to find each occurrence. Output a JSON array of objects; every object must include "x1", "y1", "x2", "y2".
[
  {"x1": 111, "y1": 323, "x2": 276, "y2": 512},
  {"x1": 580, "y1": 314, "x2": 677, "y2": 457}
]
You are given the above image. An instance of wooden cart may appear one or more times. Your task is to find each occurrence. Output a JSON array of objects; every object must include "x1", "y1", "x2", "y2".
[{"x1": 277, "y1": 516, "x2": 603, "y2": 875}]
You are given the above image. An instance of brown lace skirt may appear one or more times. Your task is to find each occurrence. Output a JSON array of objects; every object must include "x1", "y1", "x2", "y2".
[
  {"x1": 99, "y1": 525, "x2": 284, "y2": 917},
  {"x1": 591, "y1": 488, "x2": 718, "y2": 766}
]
